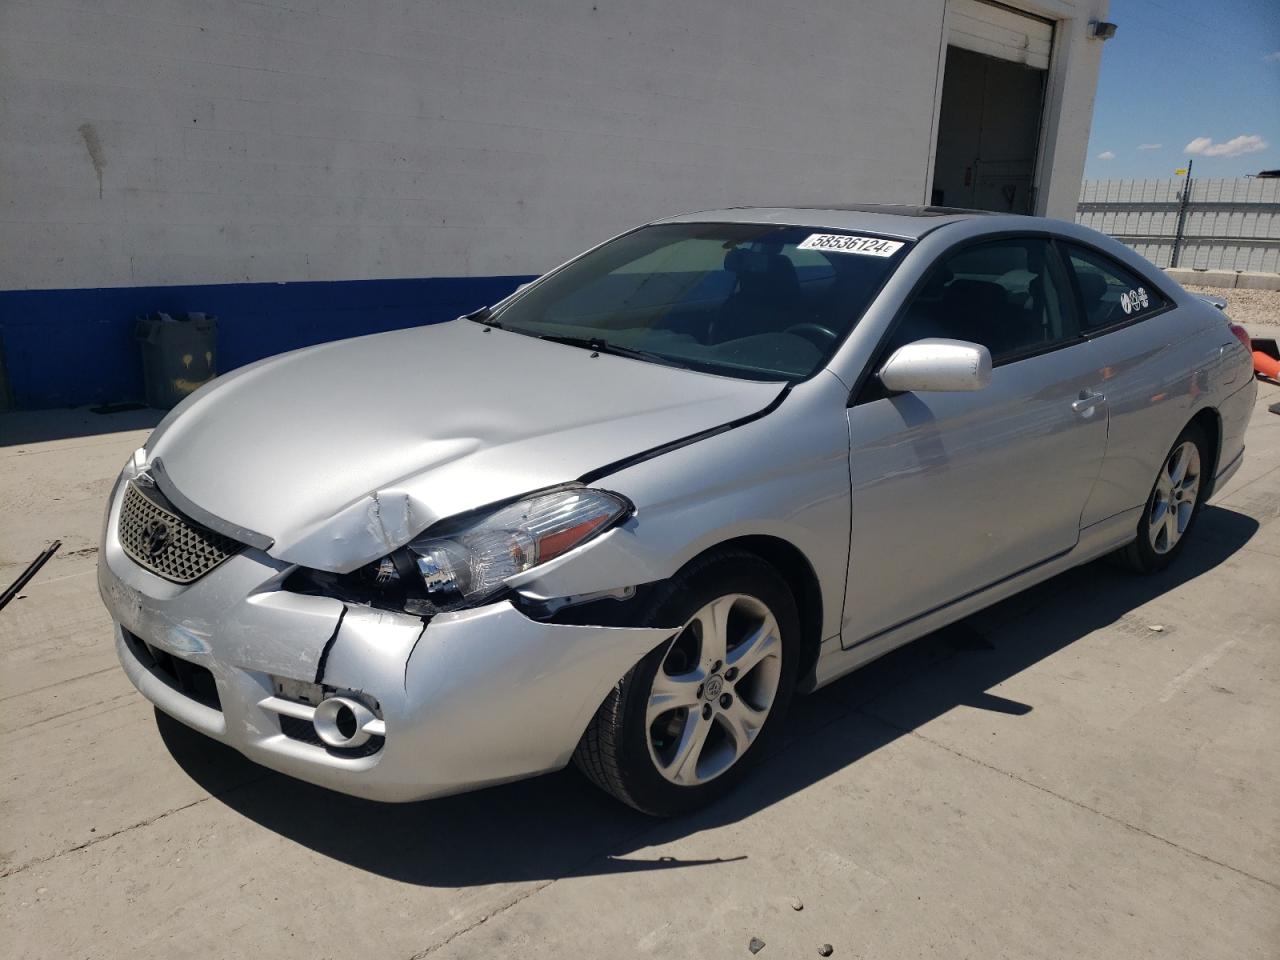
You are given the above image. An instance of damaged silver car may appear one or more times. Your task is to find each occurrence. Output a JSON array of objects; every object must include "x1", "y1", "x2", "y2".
[{"x1": 100, "y1": 206, "x2": 1256, "y2": 815}]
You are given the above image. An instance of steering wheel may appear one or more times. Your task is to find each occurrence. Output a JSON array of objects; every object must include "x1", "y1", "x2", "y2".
[{"x1": 784, "y1": 322, "x2": 840, "y2": 349}]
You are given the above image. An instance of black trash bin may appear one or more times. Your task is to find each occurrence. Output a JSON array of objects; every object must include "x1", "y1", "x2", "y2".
[{"x1": 134, "y1": 312, "x2": 218, "y2": 409}]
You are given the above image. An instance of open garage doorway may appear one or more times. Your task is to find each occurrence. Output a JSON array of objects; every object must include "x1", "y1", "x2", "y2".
[{"x1": 931, "y1": 1, "x2": 1052, "y2": 214}]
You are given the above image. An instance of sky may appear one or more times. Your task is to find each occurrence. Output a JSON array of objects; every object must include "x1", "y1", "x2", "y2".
[{"x1": 1083, "y1": 0, "x2": 1280, "y2": 181}]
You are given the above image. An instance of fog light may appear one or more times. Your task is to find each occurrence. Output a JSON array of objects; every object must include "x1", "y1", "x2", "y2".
[{"x1": 313, "y1": 696, "x2": 376, "y2": 749}]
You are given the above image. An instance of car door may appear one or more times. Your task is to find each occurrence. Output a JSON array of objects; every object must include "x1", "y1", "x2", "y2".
[{"x1": 842, "y1": 236, "x2": 1109, "y2": 649}]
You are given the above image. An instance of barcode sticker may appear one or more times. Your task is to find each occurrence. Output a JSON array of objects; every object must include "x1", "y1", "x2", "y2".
[{"x1": 797, "y1": 234, "x2": 904, "y2": 257}]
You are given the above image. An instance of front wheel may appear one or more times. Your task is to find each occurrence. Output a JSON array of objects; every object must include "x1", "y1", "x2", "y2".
[
  {"x1": 1117, "y1": 422, "x2": 1210, "y2": 573},
  {"x1": 573, "y1": 550, "x2": 800, "y2": 816}
]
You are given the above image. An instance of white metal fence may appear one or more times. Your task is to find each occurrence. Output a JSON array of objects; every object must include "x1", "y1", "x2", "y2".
[{"x1": 1076, "y1": 177, "x2": 1280, "y2": 274}]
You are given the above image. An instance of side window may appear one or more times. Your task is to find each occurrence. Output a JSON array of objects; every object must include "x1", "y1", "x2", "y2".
[
  {"x1": 886, "y1": 238, "x2": 1075, "y2": 364},
  {"x1": 1064, "y1": 244, "x2": 1167, "y2": 332}
]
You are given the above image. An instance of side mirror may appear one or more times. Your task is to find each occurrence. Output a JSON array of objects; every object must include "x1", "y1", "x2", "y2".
[{"x1": 878, "y1": 338, "x2": 992, "y2": 393}]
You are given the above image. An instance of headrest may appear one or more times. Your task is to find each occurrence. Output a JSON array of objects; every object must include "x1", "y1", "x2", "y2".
[{"x1": 724, "y1": 248, "x2": 772, "y2": 275}]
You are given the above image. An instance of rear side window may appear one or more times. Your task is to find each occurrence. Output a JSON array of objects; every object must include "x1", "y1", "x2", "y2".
[
  {"x1": 886, "y1": 237, "x2": 1074, "y2": 364},
  {"x1": 1064, "y1": 244, "x2": 1166, "y2": 332}
]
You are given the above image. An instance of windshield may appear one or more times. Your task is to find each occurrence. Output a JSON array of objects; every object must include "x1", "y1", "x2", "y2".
[{"x1": 488, "y1": 222, "x2": 911, "y2": 381}]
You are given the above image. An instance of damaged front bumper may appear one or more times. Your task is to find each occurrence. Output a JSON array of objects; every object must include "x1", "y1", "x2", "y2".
[{"x1": 98, "y1": 479, "x2": 674, "y2": 802}]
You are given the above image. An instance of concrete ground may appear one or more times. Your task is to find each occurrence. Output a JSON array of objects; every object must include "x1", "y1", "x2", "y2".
[{"x1": 2, "y1": 383, "x2": 1278, "y2": 960}]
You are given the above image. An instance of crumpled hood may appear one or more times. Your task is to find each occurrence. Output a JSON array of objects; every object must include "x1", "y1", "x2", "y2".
[{"x1": 146, "y1": 319, "x2": 784, "y2": 571}]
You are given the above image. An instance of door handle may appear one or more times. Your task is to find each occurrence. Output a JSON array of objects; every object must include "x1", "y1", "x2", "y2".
[{"x1": 1072, "y1": 390, "x2": 1106, "y2": 413}]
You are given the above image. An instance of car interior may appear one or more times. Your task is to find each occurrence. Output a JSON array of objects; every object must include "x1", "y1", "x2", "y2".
[
  {"x1": 884, "y1": 239, "x2": 1069, "y2": 362},
  {"x1": 1066, "y1": 244, "x2": 1165, "y2": 330},
  {"x1": 496, "y1": 227, "x2": 1167, "y2": 383},
  {"x1": 513, "y1": 229, "x2": 902, "y2": 380}
]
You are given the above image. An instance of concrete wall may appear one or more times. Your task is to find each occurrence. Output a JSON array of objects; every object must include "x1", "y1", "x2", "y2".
[
  {"x1": 1078, "y1": 177, "x2": 1280, "y2": 274},
  {"x1": 1028, "y1": 0, "x2": 1108, "y2": 222},
  {"x1": 0, "y1": 0, "x2": 1107, "y2": 409}
]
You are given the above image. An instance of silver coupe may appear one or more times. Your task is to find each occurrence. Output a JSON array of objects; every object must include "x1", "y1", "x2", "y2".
[{"x1": 99, "y1": 206, "x2": 1257, "y2": 815}]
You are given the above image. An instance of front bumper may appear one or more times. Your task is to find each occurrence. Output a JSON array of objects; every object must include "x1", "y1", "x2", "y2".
[{"x1": 99, "y1": 478, "x2": 674, "y2": 802}]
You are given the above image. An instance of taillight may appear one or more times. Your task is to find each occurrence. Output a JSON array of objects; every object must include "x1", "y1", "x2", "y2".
[{"x1": 1229, "y1": 323, "x2": 1251, "y2": 349}]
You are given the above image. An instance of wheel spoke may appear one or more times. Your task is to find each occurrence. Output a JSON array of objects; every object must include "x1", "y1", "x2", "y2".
[
  {"x1": 646, "y1": 669, "x2": 704, "y2": 725},
  {"x1": 1165, "y1": 503, "x2": 1180, "y2": 543},
  {"x1": 668, "y1": 712, "x2": 713, "y2": 785},
  {"x1": 1168, "y1": 444, "x2": 1190, "y2": 486},
  {"x1": 1176, "y1": 501, "x2": 1194, "y2": 536},
  {"x1": 718, "y1": 697, "x2": 766, "y2": 755},
  {"x1": 695, "y1": 595, "x2": 734, "y2": 668},
  {"x1": 1149, "y1": 500, "x2": 1169, "y2": 549},
  {"x1": 726, "y1": 612, "x2": 781, "y2": 677}
]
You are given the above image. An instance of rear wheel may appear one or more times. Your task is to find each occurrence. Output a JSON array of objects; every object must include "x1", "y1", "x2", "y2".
[
  {"x1": 573, "y1": 550, "x2": 799, "y2": 816},
  {"x1": 1117, "y1": 422, "x2": 1210, "y2": 573}
]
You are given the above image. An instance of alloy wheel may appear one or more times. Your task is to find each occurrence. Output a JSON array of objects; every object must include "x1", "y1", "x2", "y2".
[
  {"x1": 645, "y1": 594, "x2": 783, "y2": 786},
  {"x1": 1148, "y1": 440, "x2": 1201, "y2": 555}
]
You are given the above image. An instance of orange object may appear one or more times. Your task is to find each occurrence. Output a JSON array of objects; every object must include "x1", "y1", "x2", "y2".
[{"x1": 1254, "y1": 350, "x2": 1280, "y2": 382}]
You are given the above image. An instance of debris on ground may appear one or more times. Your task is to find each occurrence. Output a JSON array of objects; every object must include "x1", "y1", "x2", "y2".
[
  {"x1": 89, "y1": 401, "x2": 150, "y2": 415},
  {"x1": 790, "y1": 897, "x2": 804, "y2": 911},
  {"x1": 818, "y1": 945, "x2": 834, "y2": 957},
  {"x1": 748, "y1": 937, "x2": 766, "y2": 954},
  {"x1": 0, "y1": 539, "x2": 62, "y2": 612},
  {"x1": 1149, "y1": 624, "x2": 1165, "y2": 633}
]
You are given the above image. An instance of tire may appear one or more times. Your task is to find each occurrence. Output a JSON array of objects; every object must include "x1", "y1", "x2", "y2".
[
  {"x1": 1117, "y1": 421, "x2": 1211, "y2": 574},
  {"x1": 573, "y1": 549, "x2": 800, "y2": 816}
]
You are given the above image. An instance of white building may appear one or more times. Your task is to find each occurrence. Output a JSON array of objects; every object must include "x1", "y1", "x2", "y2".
[{"x1": 0, "y1": 0, "x2": 1110, "y2": 408}]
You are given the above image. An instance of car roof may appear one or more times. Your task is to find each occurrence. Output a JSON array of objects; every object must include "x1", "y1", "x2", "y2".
[{"x1": 656, "y1": 204, "x2": 1025, "y2": 241}]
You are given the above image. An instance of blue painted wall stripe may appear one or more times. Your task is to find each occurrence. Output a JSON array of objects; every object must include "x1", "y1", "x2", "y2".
[{"x1": 0, "y1": 275, "x2": 534, "y2": 409}]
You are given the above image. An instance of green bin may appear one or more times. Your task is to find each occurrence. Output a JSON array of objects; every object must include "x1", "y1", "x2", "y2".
[{"x1": 134, "y1": 312, "x2": 218, "y2": 410}]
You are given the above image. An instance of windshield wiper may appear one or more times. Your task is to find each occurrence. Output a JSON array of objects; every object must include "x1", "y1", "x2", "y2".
[{"x1": 532, "y1": 333, "x2": 681, "y2": 367}]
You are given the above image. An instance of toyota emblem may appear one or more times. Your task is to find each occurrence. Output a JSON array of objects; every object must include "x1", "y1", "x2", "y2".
[{"x1": 142, "y1": 519, "x2": 171, "y2": 558}]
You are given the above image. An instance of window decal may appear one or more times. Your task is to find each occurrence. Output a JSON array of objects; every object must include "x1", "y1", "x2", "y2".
[{"x1": 1120, "y1": 287, "x2": 1150, "y2": 315}]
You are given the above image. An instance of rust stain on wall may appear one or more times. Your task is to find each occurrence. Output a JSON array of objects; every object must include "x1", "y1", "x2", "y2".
[{"x1": 77, "y1": 123, "x2": 107, "y2": 198}]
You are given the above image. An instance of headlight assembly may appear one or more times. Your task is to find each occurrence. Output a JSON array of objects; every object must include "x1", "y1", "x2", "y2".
[{"x1": 329, "y1": 486, "x2": 631, "y2": 614}]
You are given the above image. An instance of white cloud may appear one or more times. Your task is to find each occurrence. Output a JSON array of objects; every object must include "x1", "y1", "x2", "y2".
[
  {"x1": 1264, "y1": 51, "x2": 1280, "y2": 62},
  {"x1": 1184, "y1": 134, "x2": 1269, "y2": 157},
  {"x1": 1096, "y1": 150, "x2": 1116, "y2": 160},
  {"x1": 1137, "y1": 143, "x2": 1162, "y2": 150}
]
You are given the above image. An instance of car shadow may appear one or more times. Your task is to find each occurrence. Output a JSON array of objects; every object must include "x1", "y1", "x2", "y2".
[{"x1": 158, "y1": 504, "x2": 1260, "y2": 887}]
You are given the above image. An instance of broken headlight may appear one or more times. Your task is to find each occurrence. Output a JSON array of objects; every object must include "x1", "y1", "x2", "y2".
[{"x1": 372, "y1": 486, "x2": 631, "y2": 612}]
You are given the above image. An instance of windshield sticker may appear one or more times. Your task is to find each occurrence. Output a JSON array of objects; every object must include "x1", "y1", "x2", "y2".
[
  {"x1": 797, "y1": 234, "x2": 905, "y2": 257},
  {"x1": 1120, "y1": 287, "x2": 1150, "y2": 314}
]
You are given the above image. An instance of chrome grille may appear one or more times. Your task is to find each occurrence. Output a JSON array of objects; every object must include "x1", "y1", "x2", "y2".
[{"x1": 118, "y1": 481, "x2": 243, "y2": 583}]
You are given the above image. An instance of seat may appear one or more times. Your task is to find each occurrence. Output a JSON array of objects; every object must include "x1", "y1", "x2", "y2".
[
  {"x1": 940, "y1": 278, "x2": 1015, "y2": 349},
  {"x1": 708, "y1": 247, "x2": 803, "y2": 343},
  {"x1": 1075, "y1": 271, "x2": 1111, "y2": 328}
]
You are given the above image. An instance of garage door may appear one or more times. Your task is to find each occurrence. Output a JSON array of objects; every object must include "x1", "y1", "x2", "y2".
[
  {"x1": 948, "y1": 0, "x2": 1053, "y2": 69},
  {"x1": 931, "y1": 1, "x2": 1054, "y2": 214}
]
